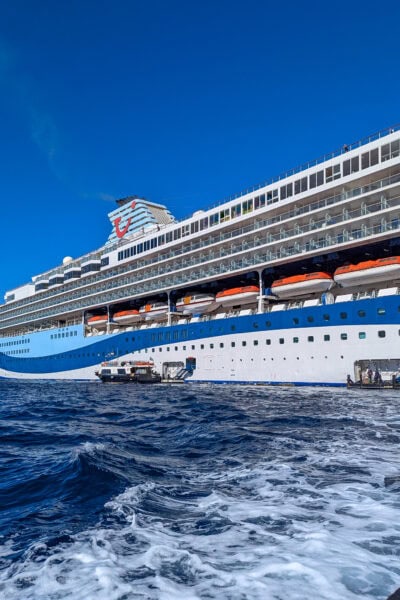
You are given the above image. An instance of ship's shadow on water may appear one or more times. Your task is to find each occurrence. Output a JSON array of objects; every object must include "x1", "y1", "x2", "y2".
[{"x1": 0, "y1": 381, "x2": 399, "y2": 599}]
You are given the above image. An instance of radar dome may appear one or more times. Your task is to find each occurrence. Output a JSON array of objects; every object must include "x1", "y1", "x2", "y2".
[{"x1": 62, "y1": 256, "x2": 73, "y2": 265}]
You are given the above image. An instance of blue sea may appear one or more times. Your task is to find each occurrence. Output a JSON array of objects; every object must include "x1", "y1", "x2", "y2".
[{"x1": 0, "y1": 381, "x2": 399, "y2": 600}]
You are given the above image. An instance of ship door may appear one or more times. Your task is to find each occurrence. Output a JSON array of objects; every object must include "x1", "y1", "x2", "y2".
[{"x1": 186, "y1": 357, "x2": 196, "y2": 373}]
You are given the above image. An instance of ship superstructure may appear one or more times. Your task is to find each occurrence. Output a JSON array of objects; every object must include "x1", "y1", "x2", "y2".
[{"x1": 1, "y1": 126, "x2": 400, "y2": 385}]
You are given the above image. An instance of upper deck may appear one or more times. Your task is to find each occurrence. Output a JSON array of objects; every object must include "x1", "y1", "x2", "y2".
[{"x1": 1, "y1": 125, "x2": 400, "y2": 335}]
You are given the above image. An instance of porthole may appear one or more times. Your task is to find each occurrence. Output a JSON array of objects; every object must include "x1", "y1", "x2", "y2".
[
  {"x1": 340, "y1": 312, "x2": 347, "y2": 319},
  {"x1": 340, "y1": 333, "x2": 348, "y2": 340},
  {"x1": 358, "y1": 310, "x2": 366, "y2": 317},
  {"x1": 323, "y1": 314, "x2": 330, "y2": 321},
  {"x1": 324, "y1": 334, "x2": 330, "y2": 341},
  {"x1": 308, "y1": 336, "x2": 314, "y2": 342},
  {"x1": 293, "y1": 317, "x2": 299, "y2": 325},
  {"x1": 359, "y1": 332, "x2": 366, "y2": 339},
  {"x1": 378, "y1": 330, "x2": 386, "y2": 338},
  {"x1": 307, "y1": 316, "x2": 314, "y2": 323}
]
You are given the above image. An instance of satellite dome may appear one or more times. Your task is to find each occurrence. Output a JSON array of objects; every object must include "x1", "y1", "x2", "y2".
[{"x1": 62, "y1": 256, "x2": 73, "y2": 265}]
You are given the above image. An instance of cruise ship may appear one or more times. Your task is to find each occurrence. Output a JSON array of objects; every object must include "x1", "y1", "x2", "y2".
[{"x1": 1, "y1": 126, "x2": 400, "y2": 386}]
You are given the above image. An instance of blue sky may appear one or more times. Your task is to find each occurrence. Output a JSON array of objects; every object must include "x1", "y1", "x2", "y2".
[{"x1": 1, "y1": 0, "x2": 400, "y2": 299}]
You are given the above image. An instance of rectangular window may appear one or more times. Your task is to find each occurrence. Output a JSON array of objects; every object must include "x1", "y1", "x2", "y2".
[
  {"x1": 340, "y1": 333, "x2": 348, "y2": 340},
  {"x1": 293, "y1": 337, "x2": 299, "y2": 343},
  {"x1": 210, "y1": 213, "x2": 219, "y2": 226},
  {"x1": 308, "y1": 336, "x2": 314, "y2": 342},
  {"x1": 231, "y1": 341, "x2": 235, "y2": 347},
  {"x1": 279, "y1": 338, "x2": 284, "y2": 344},
  {"x1": 253, "y1": 340, "x2": 258, "y2": 346},
  {"x1": 254, "y1": 194, "x2": 266, "y2": 209},
  {"x1": 359, "y1": 332, "x2": 366, "y2": 339},
  {"x1": 231, "y1": 204, "x2": 241, "y2": 218},
  {"x1": 324, "y1": 334, "x2": 330, "y2": 341},
  {"x1": 378, "y1": 330, "x2": 386, "y2": 338},
  {"x1": 242, "y1": 341, "x2": 247, "y2": 346},
  {"x1": 266, "y1": 339, "x2": 271, "y2": 345},
  {"x1": 220, "y1": 209, "x2": 230, "y2": 223},
  {"x1": 242, "y1": 199, "x2": 253, "y2": 214},
  {"x1": 191, "y1": 221, "x2": 199, "y2": 234},
  {"x1": 173, "y1": 229, "x2": 181, "y2": 240},
  {"x1": 200, "y1": 217, "x2": 209, "y2": 230}
]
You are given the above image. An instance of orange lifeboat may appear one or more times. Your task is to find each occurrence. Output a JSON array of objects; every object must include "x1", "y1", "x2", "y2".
[
  {"x1": 87, "y1": 315, "x2": 108, "y2": 327},
  {"x1": 112, "y1": 309, "x2": 142, "y2": 324},
  {"x1": 215, "y1": 285, "x2": 259, "y2": 307},
  {"x1": 271, "y1": 272, "x2": 334, "y2": 299},
  {"x1": 334, "y1": 257, "x2": 400, "y2": 287},
  {"x1": 176, "y1": 293, "x2": 216, "y2": 314}
]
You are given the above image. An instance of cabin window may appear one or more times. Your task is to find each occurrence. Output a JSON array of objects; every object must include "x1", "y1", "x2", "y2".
[
  {"x1": 231, "y1": 341, "x2": 235, "y2": 347},
  {"x1": 342, "y1": 156, "x2": 359, "y2": 176},
  {"x1": 358, "y1": 310, "x2": 366, "y2": 317},
  {"x1": 253, "y1": 340, "x2": 258, "y2": 346},
  {"x1": 293, "y1": 317, "x2": 299, "y2": 324},
  {"x1": 266, "y1": 339, "x2": 271, "y2": 345},
  {"x1": 242, "y1": 341, "x2": 246, "y2": 346},
  {"x1": 266, "y1": 189, "x2": 278, "y2": 204},
  {"x1": 377, "y1": 308, "x2": 386, "y2": 315},
  {"x1": 210, "y1": 343, "x2": 214, "y2": 348},
  {"x1": 219, "y1": 343, "x2": 224, "y2": 348},
  {"x1": 378, "y1": 330, "x2": 386, "y2": 338},
  {"x1": 220, "y1": 209, "x2": 230, "y2": 223},
  {"x1": 340, "y1": 333, "x2": 348, "y2": 340},
  {"x1": 254, "y1": 194, "x2": 266, "y2": 209},
  {"x1": 362, "y1": 148, "x2": 379, "y2": 169},
  {"x1": 324, "y1": 334, "x2": 330, "y2": 341},
  {"x1": 279, "y1": 338, "x2": 284, "y2": 344},
  {"x1": 325, "y1": 163, "x2": 341, "y2": 182},
  {"x1": 323, "y1": 314, "x2": 330, "y2": 321},
  {"x1": 308, "y1": 336, "x2": 314, "y2": 342},
  {"x1": 242, "y1": 199, "x2": 253, "y2": 214},
  {"x1": 340, "y1": 312, "x2": 347, "y2": 319},
  {"x1": 200, "y1": 344, "x2": 204, "y2": 349},
  {"x1": 359, "y1": 332, "x2": 366, "y2": 339},
  {"x1": 307, "y1": 316, "x2": 314, "y2": 323},
  {"x1": 293, "y1": 337, "x2": 299, "y2": 343},
  {"x1": 382, "y1": 140, "x2": 400, "y2": 162},
  {"x1": 231, "y1": 204, "x2": 241, "y2": 218},
  {"x1": 265, "y1": 320, "x2": 271, "y2": 327},
  {"x1": 280, "y1": 183, "x2": 293, "y2": 200}
]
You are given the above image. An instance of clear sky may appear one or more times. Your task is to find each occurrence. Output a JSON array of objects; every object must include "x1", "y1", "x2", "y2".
[{"x1": 1, "y1": 0, "x2": 400, "y2": 300}]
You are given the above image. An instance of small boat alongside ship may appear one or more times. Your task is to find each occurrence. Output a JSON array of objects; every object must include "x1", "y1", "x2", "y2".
[
  {"x1": 138, "y1": 301, "x2": 169, "y2": 320},
  {"x1": 95, "y1": 360, "x2": 162, "y2": 383}
]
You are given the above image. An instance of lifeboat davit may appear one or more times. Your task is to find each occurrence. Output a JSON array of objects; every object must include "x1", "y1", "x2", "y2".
[
  {"x1": 175, "y1": 293, "x2": 216, "y2": 314},
  {"x1": 215, "y1": 285, "x2": 259, "y2": 307},
  {"x1": 139, "y1": 301, "x2": 169, "y2": 319},
  {"x1": 271, "y1": 272, "x2": 334, "y2": 299},
  {"x1": 333, "y1": 257, "x2": 400, "y2": 287},
  {"x1": 112, "y1": 309, "x2": 142, "y2": 324},
  {"x1": 87, "y1": 315, "x2": 108, "y2": 327}
]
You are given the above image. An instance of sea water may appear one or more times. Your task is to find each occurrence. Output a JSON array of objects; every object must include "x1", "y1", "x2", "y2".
[{"x1": 0, "y1": 380, "x2": 399, "y2": 600}]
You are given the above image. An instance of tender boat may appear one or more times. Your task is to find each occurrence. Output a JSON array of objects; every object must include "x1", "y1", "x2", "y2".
[
  {"x1": 95, "y1": 360, "x2": 162, "y2": 383},
  {"x1": 215, "y1": 285, "x2": 259, "y2": 307},
  {"x1": 139, "y1": 301, "x2": 169, "y2": 319},
  {"x1": 175, "y1": 292, "x2": 216, "y2": 314},
  {"x1": 87, "y1": 315, "x2": 108, "y2": 327},
  {"x1": 112, "y1": 309, "x2": 142, "y2": 324},
  {"x1": 271, "y1": 272, "x2": 334, "y2": 299},
  {"x1": 334, "y1": 257, "x2": 400, "y2": 287}
]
